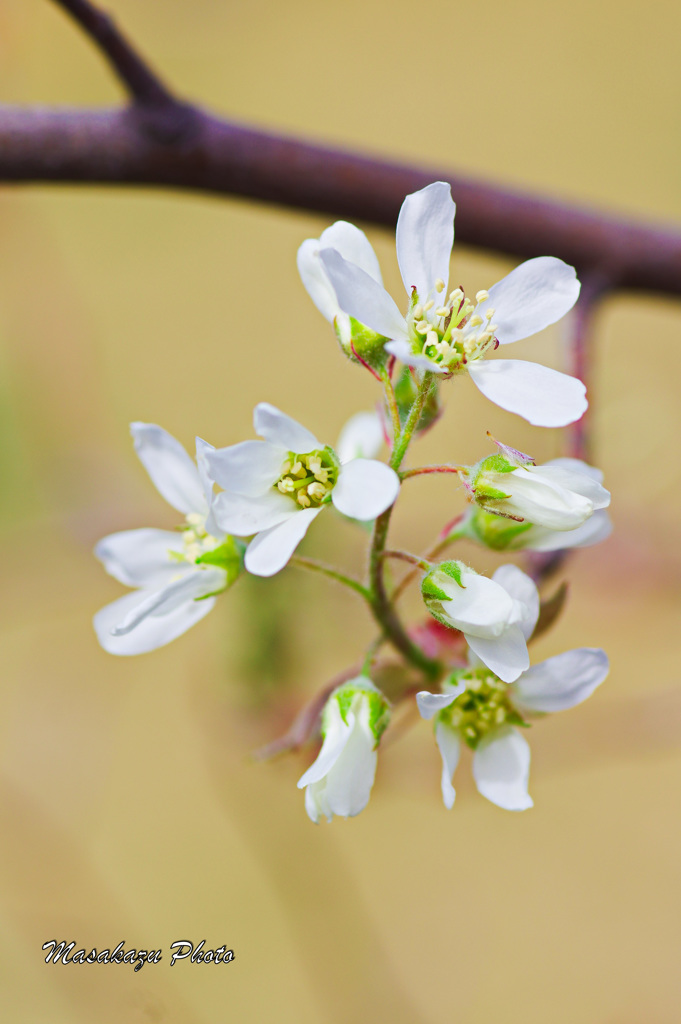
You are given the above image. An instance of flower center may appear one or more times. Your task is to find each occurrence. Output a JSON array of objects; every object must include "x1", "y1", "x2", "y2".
[
  {"x1": 173, "y1": 512, "x2": 221, "y2": 566},
  {"x1": 440, "y1": 668, "x2": 527, "y2": 748},
  {"x1": 408, "y1": 285, "x2": 499, "y2": 373},
  {"x1": 275, "y1": 447, "x2": 340, "y2": 509}
]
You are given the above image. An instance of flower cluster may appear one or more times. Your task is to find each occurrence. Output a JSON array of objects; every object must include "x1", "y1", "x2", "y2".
[{"x1": 94, "y1": 183, "x2": 611, "y2": 822}]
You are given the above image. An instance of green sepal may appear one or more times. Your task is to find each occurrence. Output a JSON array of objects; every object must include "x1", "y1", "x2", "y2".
[
  {"x1": 421, "y1": 577, "x2": 450, "y2": 602},
  {"x1": 437, "y1": 561, "x2": 465, "y2": 587},
  {"x1": 469, "y1": 508, "x2": 533, "y2": 551},
  {"x1": 474, "y1": 483, "x2": 512, "y2": 501},
  {"x1": 506, "y1": 709, "x2": 531, "y2": 729},
  {"x1": 476, "y1": 453, "x2": 515, "y2": 476},
  {"x1": 336, "y1": 317, "x2": 389, "y2": 368},
  {"x1": 196, "y1": 536, "x2": 246, "y2": 587}
]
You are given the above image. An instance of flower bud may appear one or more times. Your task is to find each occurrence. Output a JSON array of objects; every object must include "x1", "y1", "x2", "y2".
[{"x1": 297, "y1": 677, "x2": 390, "y2": 823}]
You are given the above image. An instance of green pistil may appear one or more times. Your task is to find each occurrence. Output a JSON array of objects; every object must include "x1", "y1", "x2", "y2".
[{"x1": 440, "y1": 668, "x2": 529, "y2": 749}]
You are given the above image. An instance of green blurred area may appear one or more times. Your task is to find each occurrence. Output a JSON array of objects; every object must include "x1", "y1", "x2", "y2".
[{"x1": 1, "y1": 1, "x2": 680, "y2": 1021}]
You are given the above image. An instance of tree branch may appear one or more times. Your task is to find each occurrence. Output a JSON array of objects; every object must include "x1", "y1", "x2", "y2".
[{"x1": 0, "y1": 1, "x2": 673, "y2": 296}]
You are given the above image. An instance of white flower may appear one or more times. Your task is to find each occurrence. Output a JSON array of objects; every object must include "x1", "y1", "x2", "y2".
[
  {"x1": 94, "y1": 423, "x2": 243, "y2": 656},
  {"x1": 421, "y1": 562, "x2": 539, "y2": 683},
  {"x1": 207, "y1": 403, "x2": 399, "y2": 577},
  {"x1": 417, "y1": 647, "x2": 609, "y2": 810},
  {"x1": 297, "y1": 676, "x2": 390, "y2": 823},
  {"x1": 464, "y1": 452, "x2": 611, "y2": 531},
  {"x1": 308, "y1": 181, "x2": 585, "y2": 428}
]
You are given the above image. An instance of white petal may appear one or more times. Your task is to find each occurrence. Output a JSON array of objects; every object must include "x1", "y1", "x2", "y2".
[
  {"x1": 206, "y1": 440, "x2": 286, "y2": 496},
  {"x1": 435, "y1": 721, "x2": 460, "y2": 810},
  {"x1": 319, "y1": 221, "x2": 384, "y2": 283},
  {"x1": 297, "y1": 238, "x2": 343, "y2": 323},
  {"x1": 320, "y1": 249, "x2": 409, "y2": 341},
  {"x1": 384, "y1": 338, "x2": 448, "y2": 373},
  {"x1": 297, "y1": 706, "x2": 354, "y2": 788},
  {"x1": 332, "y1": 459, "x2": 400, "y2": 520},
  {"x1": 416, "y1": 690, "x2": 458, "y2": 720},
  {"x1": 396, "y1": 182, "x2": 455, "y2": 302},
  {"x1": 336, "y1": 411, "x2": 384, "y2": 463},
  {"x1": 477, "y1": 257, "x2": 580, "y2": 346},
  {"x1": 323, "y1": 704, "x2": 378, "y2": 818},
  {"x1": 473, "y1": 727, "x2": 533, "y2": 811},
  {"x1": 95, "y1": 528, "x2": 186, "y2": 588},
  {"x1": 244, "y1": 507, "x2": 322, "y2": 577},
  {"x1": 492, "y1": 565, "x2": 539, "y2": 640},
  {"x1": 93, "y1": 589, "x2": 216, "y2": 656},
  {"x1": 545, "y1": 457, "x2": 604, "y2": 485},
  {"x1": 512, "y1": 648, "x2": 609, "y2": 713},
  {"x1": 211, "y1": 489, "x2": 296, "y2": 536},
  {"x1": 502, "y1": 466, "x2": 595, "y2": 530},
  {"x1": 468, "y1": 359, "x2": 587, "y2": 428},
  {"x1": 110, "y1": 568, "x2": 225, "y2": 636},
  {"x1": 522, "y1": 509, "x2": 613, "y2": 551},
  {"x1": 526, "y1": 463, "x2": 610, "y2": 510},
  {"x1": 304, "y1": 780, "x2": 332, "y2": 823},
  {"x1": 253, "y1": 403, "x2": 321, "y2": 452},
  {"x1": 194, "y1": 437, "x2": 221, "y2": 525},
  {"x1": 436, "y1": 571, "x2": 519, "y2": 639},
  {"x1": 465, "y1": 624, "x2": 529, "y2": 684},
  {"x1": 130, "y1": 422, "x2": 206, "y2": 515}
]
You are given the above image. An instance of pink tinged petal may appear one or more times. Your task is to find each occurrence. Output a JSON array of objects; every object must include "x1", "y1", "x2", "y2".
[
  {"x1": 95, "y1": 528, "x2": 186, "y2": 588},
  {"x1": 512, "y1": 647, "x2": 609, "y2": 713},
  {"x1": 478, "y1": 256, "x2": 580, "y2": 346},
  {"x1": 211, "y1": 490, "x2": 296, "y2": 536},
  {"x1": 332, "y1": 459, "x2": 400, "y2": 520},
  {"x1": 93, "y1": 589, "x2": 216, "y2": 656},
  {"x1": 464, "y1": 624, "x2": 530, "y2": 684},
  {"x1": 336, "y1": 411, "x2": 384, "y2": 463},
  {"x1": 416, "y1": 690, "x2": 458, "y2": 720},
  {"x1": 523, "y1": 509, "x2": 613, "y2": 552},
  {"x1": 396, "y1": 182, "x2": 455, "y2": 301},
  {"x1": 492, "y1": 564, "x2": 539, "y2": 641},
  {"x1": 297, "y1": 707, "x2": 354, "y2": 789},
  {"x1": 526, "y1": 463, "x2": 610, "y2": 510},
  {"x1": 206, "y1": 440, "x2": 286, "y2": 496},
  {"x1": 384, "y1": 339, "x2": 449, "y2": 374},
  {"x1": 109, "y1": 568, "x2": 226, "y2": 636},
  {"x1": 320, "y1": 249, "x2": 409, "y2": 341},
  {"x1": 435, "y1": 721, "x2": 460, "y2": 810},
  {"x1": 254, "y1": 403, "x2": 321, "y2": 452},
  {"x1": 130, "y1": 422, "x2": 206, "y2": 515},
  {"x1": 244, "y1": 507, "x2": 322, "y2": 577},
  {"x1": 472, "y1": 727, "x2": 533, "y2": 811},
  {"x1": 467, "y1": 359, "x2": 587, "y2": 428}
]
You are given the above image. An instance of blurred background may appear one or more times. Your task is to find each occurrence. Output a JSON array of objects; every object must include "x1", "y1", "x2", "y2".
[{"x1": 1, "y1": 0, "x2": 680, "y2": 1021}]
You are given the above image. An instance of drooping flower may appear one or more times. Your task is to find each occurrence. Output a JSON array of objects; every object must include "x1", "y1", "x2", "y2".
[
  {"x1": 94, "y1": 423, "x2": 244, "y2": 655},
  {"x1": 421, "y1": 562, "x2": 539, "y2": 683},
  {"x1": 297, "y1": 676, "x2": 391, "y2": 823},
  {"x1": 461, "y1": 505, "x2": 613, "y2": 553},
  {"x1": 207, "y1": 403, "x2": 400, "y2": 577},
  {"x1": 460, "y1": 444, "x2": 611, "y2": 531},
  {"x1": 417, "y1": 646, "x2": 609, "y2": 811},
  {"x1": 306, "y1": 181, "x2": 586, "y2": 427}
]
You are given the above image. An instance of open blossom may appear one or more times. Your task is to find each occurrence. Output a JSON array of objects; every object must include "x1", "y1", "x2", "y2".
[
  {"x1": 417, "y1": 647, "x2": 609, "y2": 811},
  {"x1": 94, "y1": 423, "x2": 243, "y2": 655},
  {"x1": 207, "y1": 404, "x2": 399, "y2": 577},
  {"x1": 461, "y1": 446, "x2": 611, "y2": 531},
  {"x1": 297, "y1": 676, "x2": 390, "y2": 823},
  {"x1": 421, "y1": 562, "x2": 539, "y2": 683},
  {"x1": 301, "y1": 181, "x2": 586, "y2": 427}
]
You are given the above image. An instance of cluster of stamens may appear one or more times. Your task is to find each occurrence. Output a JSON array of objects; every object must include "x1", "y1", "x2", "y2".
[
  {"x1": 409, "y1": 279, "x2": 499, "y2": 372},
  {"x1": 440, "y1": 668, "x2": 526, "y2": 748},
  {"x1": 275, "y1": 449, "x2": 338, "y2": 509},
  {"x1": 174, "y1": 512, "x2": 220, "y2": 565}
]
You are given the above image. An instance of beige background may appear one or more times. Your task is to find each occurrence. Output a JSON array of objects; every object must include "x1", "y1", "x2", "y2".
[{"x1": 1, "y1": 0, "x2": 680, "y2": 1021}]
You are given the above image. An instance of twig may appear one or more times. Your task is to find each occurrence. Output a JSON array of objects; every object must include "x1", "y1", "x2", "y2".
[{"x1": 0, "y1": 2, "x2": 675, "y2": 297}]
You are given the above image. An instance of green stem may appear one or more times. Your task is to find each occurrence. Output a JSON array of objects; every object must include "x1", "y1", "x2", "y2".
[
  {"x1": 290, "y1": 556, "x2": 371, "y2": 601},
  {"x1": 379, "y1": 363, "x2": 401, "y2": 443},
  {"x1": 366, "y1": 373, "x2": 442, "y2": 681}
]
